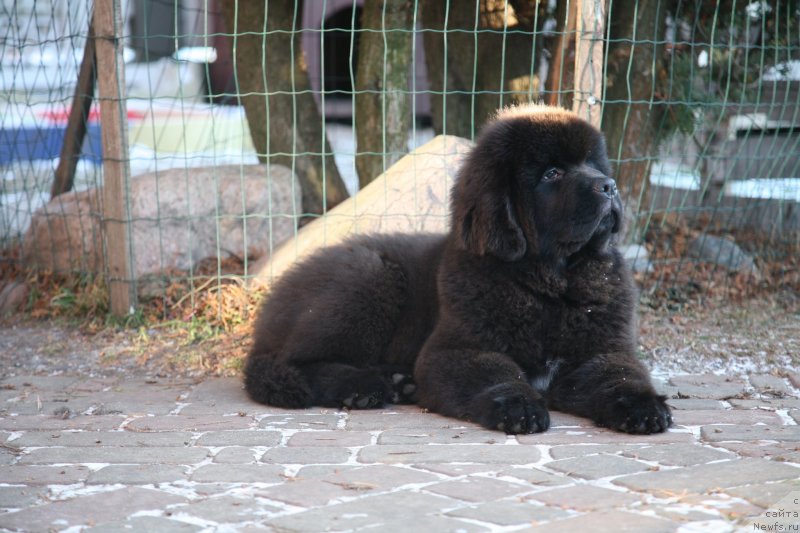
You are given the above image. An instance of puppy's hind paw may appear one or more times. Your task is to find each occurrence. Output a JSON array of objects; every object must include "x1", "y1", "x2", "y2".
[
  {"x1": 378, "y1": 366, "x2": 417, "y2": 404},
  {"x1": 389, "y1": 372, "x2": 417, "y2": 404},
  {"x1": 341, "y1": 391, "x2": 385, "y2": 409},
  {"x1": 607, "y1": 393, "x2": 672, "y2": 434},
  {"x1": 328, "y1": 369, "x2": 391, "y2": 410}
]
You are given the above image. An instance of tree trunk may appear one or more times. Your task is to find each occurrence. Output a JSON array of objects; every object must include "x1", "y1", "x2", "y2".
[
  {"x1": 601, "y1": 0, "x2": 668, "y2": 242},
  {"x1": 421, "y1": 0, "x2": 545, "y2": 139},
  {"x1": 222, "y1": 1, "x2": 349, "y2": 216},
  {"x1": 544, "y1": 0, "x2": 576, "y2": 109},
  {"x1": 355, "y1": 0, "x2": 415, "y2": 188}
]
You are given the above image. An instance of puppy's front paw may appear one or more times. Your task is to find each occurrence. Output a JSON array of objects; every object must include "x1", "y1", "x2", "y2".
[
  {"x1": 606, "y1": 393, "x2": 672, "y2": 434},
  {"x1": 471, "y1": 383, "x2": 550, "y2": 434}
]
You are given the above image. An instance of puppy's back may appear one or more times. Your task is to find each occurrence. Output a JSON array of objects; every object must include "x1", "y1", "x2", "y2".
[{"x1": 245, "y1": 233, "x2": 445, "y2": 407}]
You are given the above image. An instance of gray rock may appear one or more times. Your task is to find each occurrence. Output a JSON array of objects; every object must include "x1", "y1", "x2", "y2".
[
  {"x1": 687, "y1": 234, "x2": 757, "y2": 273},
  {"x1": 0, "y1": 280, "x2": 29, "y2": 314},
  {"x1": 22, "y1": 165, "x2": 300, "y2": 287},
  {"x1": 620, "y1": 244, "x2": 652, "y2": 273}
]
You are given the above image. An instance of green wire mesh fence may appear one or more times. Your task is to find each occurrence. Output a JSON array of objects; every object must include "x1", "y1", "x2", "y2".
[{"x1": 0, "y1": 0, "x2": 798, "y2": 317}]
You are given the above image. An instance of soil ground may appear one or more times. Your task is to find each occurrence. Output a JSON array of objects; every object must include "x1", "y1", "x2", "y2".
[{"x1": 1, "y1": 292, "x2": 798, "y2": 381}]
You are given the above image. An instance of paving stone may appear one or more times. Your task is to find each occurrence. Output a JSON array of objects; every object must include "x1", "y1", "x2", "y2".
[
  {"x1": 1, "y1": 394, "x2": 81, "y2": 416},
  {"x1": 0, "y1": 448, "x2": 16, "y2": 465},
  {"x1": 700, "y1": 424, "x2": 800, "y2": 442},
  {"x1": 0, "y1": 376, "x2": 81, "y2": 391},
  {"x1": 726, "y1": 480, "x2": 800, "y2": 508},
  {"x1": 653, "y1": 381, "x2": 682, "y2": 399},
  {"x1": 195, "y1": 430, "x2": 281, "y2": 447},
  {"x1": 412, "y1": 463, "x2": 496, "y2": 476},
  {"x1": 0, "y1": 465, "x2": 91, "y2": 484},
  {"x1": 0, "y1": 487, "x2": 187, "y2": 532},
  {"x1": 668, "y1": 493, "x2": 764, "y2": 522},
  {"x1": 672, "y1": 409, "x2": 781, "y2": 426},
  {"x1": 6, "y1": 430, "x2": 193, "y2": 447},
  {"x1": 638, "y1": 504, "x2": 720, "y2": 524},
  {"x1": 190, "y1": 464, "x2": 285, "y2": 483},
  {"x1": 548, "y1": 411, "x2": 593, "y2": 427},
  {"x1": 212, "y1": 446, "x2": 259, "y2": 463},
  {"x1": 496, "y1": 467, "x2": 572, "y2": 487},
  {"x1": 87, "y1": 464, "x2": 188, "y2": 484},
  {"x1": 346, "y1": 408, "x2": 474, "y2": 431},
  {"x1": 179, "y1": 378, "x2": 263, "y2": 415},
  {"x1": 257, "y1": 477, "x2": 369, "y2": 506},
  {"x1": 621, "y1": 443, "x2": 733, "y2": 466},
  {"x1": 287, "y1": 430, "x2": 373, "y2": 447},
  {"x1": 85, "y1": 516, "x2": 201, "y2": 533},
  {"x1": 668, "y1": 374, "x2": 748, "y2": 400},
  {"x1": 714, "y1": 441, "x2": 800, "y2": 460},
  {"x1": 0, "y1": 486, "x2": 44, "y2": 509},
  {"x1": 728, "y1": 399, "x2": 800, "y2": 409},
  {"x1": 378, "y1": 427, "x2": 502, "y2": 445},
  {"x1": 260, "y1": 446, "x2": 351, "y2": 465},
  {"x1": 666, "y1": 399, "x2": 725, "y2": 410},
  {"x1": 259, "y1": 414, "x2": 341, "y2": 430},
  {"x1": 318, "y1": 464, "x2": 438, "y2": 491},
  {"x1": 62, "y1": 377, "x2": 120, "y2": 394},
  {"x1": 544, "y1": 454, "x2": 651, "y2": 479},
  {"x1": 528, "y1": 485, "x2": 641, "y2": 511},
  {"x1": 293, "y1": 465, "x2": 359, "y2": 478},
  {"x1": 0, "y1": 415, "x2": 124, "y2": 431},
  {"x1": 517, "y1": 427, "x2": 693, "y2": 445},
  {"x1": 525, "y1": 510, "x2": 675, "y2": 532},
  {"x1": 548, "y1": 444, "x2": 646, "y2": 460},
  {"x1": 377, "y1": 515, "x2": 488, "y2": 532},
  {"x1": 359, "y1": 444, "x2": 540, "y2": 464},
  {"x1": 749, "y1": 374, "x2": 794, "y2": 396},
  {"x1": 265, "y1": 491, "x2": 458, "y2": 532},
  {"x1": 18, "y1": 446, "x2": 210, "y2": 465},
  {"x1": 790, "y1": 410, "x2": 799, "y2": 424},
  {"x1": 59, "y1": 384, "x2": 188, "y2": 416},
  {"x1": 170, "y1": 494, "x2": 281, "y2": 524},
  {"x1": 425, "y1": 476, "x2": 532, "y2": 502},
  {"x1": 3, "y1": 380, "x2": 190, "y2": 416},
  {"x1": 447, "y1": 499, "x2": 570, "y2": 526},
  {"x1": 126, "y1": 414, "x2": 255, "y2": 432},
  {"x1": 5, "y1": 370, "x2": 795, "y2": 533},
  {"x1": 613, "y1": 458, "x2": 800, "y2": 493}
]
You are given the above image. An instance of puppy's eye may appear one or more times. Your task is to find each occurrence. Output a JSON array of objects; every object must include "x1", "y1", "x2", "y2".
[{"x1": 542, "y1": 167, "x2": 564, "y2": 182}]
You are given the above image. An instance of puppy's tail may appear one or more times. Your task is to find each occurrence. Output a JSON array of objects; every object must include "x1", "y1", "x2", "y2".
[{"x1": 243, "y1": 355, "x2": 313, "y2": 408}]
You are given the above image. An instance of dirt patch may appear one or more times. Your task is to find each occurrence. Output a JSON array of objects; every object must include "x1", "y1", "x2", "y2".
[
  {"x1": 639, "y1": 292, "x2": 800, "y2": 378},
  {"x1": 2, "y1": 291, "x2": 797, "y2": 381}
]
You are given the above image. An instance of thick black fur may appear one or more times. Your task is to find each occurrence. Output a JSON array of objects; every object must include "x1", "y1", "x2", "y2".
[{"x1": 244, "y1": 105, "x2": 672, "y2": 435}]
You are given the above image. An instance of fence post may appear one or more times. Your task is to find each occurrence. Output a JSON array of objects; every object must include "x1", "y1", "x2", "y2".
[
  {"x1": 94, "y1": 0, "x2": 135, "y2": 316},
  {"x1": 572, "y1": 0, "x2": 606, "y2": 128}
]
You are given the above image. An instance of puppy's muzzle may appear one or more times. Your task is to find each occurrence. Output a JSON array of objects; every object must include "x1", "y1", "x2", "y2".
[{"x1": 593, "y1": 178, "x2": 618, "y2": 199}]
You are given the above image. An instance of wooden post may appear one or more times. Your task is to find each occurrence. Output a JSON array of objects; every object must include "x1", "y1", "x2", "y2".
[
  {"x1": 94, "y1": 0, "x2": 135, "y2": 315},
  {"x1": 572, "y1": 0, "x2": 605, "y2": 128},
  {"x1": 52, "y1": 20, "x2": 96, "y2": 199}
]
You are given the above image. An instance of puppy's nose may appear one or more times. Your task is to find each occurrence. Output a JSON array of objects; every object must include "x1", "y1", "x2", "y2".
[{"x1": 594, "y1": 178, "x2": 618, "y2": 198}]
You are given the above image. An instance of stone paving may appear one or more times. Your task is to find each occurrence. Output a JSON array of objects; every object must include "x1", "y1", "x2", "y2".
[{"x1": 0, "y1": 372, "x2": 798, "y2": 532}]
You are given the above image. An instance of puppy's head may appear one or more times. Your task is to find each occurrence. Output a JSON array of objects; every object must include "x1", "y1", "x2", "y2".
[{"x1": 451, "y1": 104, "x2": 621, "y2": 263}]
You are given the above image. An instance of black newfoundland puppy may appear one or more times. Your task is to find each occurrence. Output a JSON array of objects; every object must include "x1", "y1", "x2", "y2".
[{"x1": 245, "y1": 104, "x2": 672, "y2": 435}]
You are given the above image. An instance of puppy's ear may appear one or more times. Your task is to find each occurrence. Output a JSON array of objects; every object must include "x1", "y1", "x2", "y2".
[{"x1": 454, "y1": 189, "x2": 527, "y2": 262}]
